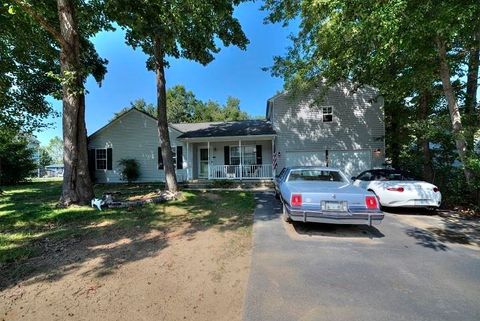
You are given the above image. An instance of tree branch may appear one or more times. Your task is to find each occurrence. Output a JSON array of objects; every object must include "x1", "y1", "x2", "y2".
[{"x1": 12, "y1": 0, "x2": 68, "y2": 49}]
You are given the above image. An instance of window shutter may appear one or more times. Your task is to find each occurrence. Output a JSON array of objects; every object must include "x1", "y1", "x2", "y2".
[
  {"x1": 256, "y1": 145, "x2": 262, "y2": 165},
  {"x1": 158, "y1": 147, "x2": 164, "y2": 169},
  {"x1": 88, "y1": 149, "x2": 96, "y2": 180},
  {"x1": 176, "y1": 146, "x2": 183, "y2": 169},
  {"x1": 224, "y1": 146, "x2": 230, "y2": 165},
  {"x1": 107, "y1": 148, "x2": 113, "y2": 170}
]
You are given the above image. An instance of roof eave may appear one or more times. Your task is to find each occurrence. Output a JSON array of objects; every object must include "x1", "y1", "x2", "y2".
[{"x1": 178, "y1": 134, "x2": 277, "y2": 142}]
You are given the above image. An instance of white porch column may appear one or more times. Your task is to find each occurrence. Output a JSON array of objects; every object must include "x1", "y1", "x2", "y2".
[
  {"x1": 239, "y1": 140, "x2": 242, "y2": 180},
  {"x1": 207, "y1": 141, "x2": 210, "y2": 179},
  {"x1": 272, "y1": 138, "x2": 275, "y2": 178},
  {"x1": 186, "y1": 142, "x2": 190, "y2": 180}
]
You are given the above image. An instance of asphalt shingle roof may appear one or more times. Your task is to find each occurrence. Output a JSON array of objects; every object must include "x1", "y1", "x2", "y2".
[{"x1": 174, "y1": 120, "x2": 276, "y2": 139}]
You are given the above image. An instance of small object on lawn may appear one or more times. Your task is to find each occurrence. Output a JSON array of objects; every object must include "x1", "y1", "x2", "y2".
[
  {"x1": 91, "y1": 198, "x2": 105, "y2": 211},
  {"x1": 103, "y1": 194, "x2": 114, "y2": 205}
]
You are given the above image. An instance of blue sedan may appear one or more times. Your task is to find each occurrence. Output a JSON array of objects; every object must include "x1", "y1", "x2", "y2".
[{"x1": 276, "y1": 167, "x2": 384, "y2": 226}]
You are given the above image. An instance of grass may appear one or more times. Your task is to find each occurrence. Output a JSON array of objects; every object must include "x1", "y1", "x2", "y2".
[{"x1": 0, "y1": 181, "x2": 255, "y2": 265}]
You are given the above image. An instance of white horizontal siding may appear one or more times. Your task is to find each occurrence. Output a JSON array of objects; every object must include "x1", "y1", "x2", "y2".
[
  {"x1": 271, "y1": 83, "x2": 385, "y2": 170},
  {"x1": 88, "y1": 109, "x2": 186, "y2": 183}
]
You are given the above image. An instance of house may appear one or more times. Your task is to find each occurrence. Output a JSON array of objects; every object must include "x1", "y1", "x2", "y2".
[
  {"x1": 44, "y1": 164, "x2": 64, "y2": 177},
  {"x1": 87, "y1": 83, "x2": 385, "y2": 183}
]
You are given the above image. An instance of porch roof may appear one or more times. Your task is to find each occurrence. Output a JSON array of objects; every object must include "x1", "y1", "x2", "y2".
[{"x1": 175, "y1": 119, "x2": 276, "y2": 139}]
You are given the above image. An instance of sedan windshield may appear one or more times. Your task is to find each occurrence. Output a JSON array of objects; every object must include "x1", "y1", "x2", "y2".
[{"x1": 287, "y1": 169, "x2": 347, "y2": 182}]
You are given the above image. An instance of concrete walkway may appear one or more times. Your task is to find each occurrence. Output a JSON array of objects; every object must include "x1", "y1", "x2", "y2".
[{"x1": 243, "y1": 192, "x2": 480, "y2": 321}]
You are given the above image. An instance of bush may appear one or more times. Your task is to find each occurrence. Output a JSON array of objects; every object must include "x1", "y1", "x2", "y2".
[
  {"x1": 211, "y1": 179, "x2": 234, "y2": 188},
  {"x1": 118, "y1": 159, "x2": 140, "y2": 183},
  {"x1": 0, "y1": 134, "x2": 37, "y2": 185}
]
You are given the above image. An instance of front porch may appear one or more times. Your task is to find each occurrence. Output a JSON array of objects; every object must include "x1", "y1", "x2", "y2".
[{"x1": 182, "y1": 136, "x2": 275, "y2": 180}]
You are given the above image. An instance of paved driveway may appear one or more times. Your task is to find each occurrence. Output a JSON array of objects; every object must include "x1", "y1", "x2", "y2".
[{"x1": 243, "y1": 193, "x2": 480, "y2": 321}]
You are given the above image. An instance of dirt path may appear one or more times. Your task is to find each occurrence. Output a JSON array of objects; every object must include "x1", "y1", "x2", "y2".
[{"x1": 1, "y1": 226, "x2": 251, "y2": 321}]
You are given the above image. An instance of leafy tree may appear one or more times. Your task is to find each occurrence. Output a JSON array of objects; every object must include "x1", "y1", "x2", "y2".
[
  {"x1": 45, "y1": 136, "x2": 63, "y2": 164},
  {"x1": 8, "y1": 0, "x2": 109, "y2": 205},
  {"x1": 263, "y1": 0, "x2": 480, "y2": 188},
  {"x1": 0, "y1": 3, "x2": 59, "y2": 133},
  {"x1": 0, "y1": 129, "x2": 37, "y2": 186},
  {"x1": 167, "y1": 85, "x2": 199, "y2": 123},
  {"x1": 223, "y1": 96, "x2": 248, "y2": 121},
  {"x1": 112, "y1": 99, "x2": 157, "y2": 120},
  {"x1": 39, "y1": 148, "x2": 53, "y2": 168},
  {"x1": 104, "y1": 0, "x2": 249, "y2": 193}
]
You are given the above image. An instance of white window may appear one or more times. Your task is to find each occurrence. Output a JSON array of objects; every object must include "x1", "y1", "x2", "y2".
[
  {"x1": 322, "y1": 106, "x2": 333, "y2": 122},
  {"x1": 96, "y1": 149, "x2": 107, "y2": 170},
  {"x1": 230, "y1": 146, "x2": 256, "y2": 165}
]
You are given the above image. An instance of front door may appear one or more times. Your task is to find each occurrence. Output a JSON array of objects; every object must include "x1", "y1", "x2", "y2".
[{"x1": 199, "y1": 148, "x2": 208, "y2": 178}]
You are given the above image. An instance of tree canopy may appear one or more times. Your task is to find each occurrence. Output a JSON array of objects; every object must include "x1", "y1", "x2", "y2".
[
  {"x1": 2, "y1": 1, "x2": 109, "y2": 133},
  {"x1": 263, "y1": 0, "x2": 480, "y2": 201},
  {"x1": 113, "y1": 87, "x2": 251, "y2": 123}
]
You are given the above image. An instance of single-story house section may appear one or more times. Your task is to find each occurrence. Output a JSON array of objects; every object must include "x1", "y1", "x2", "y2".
[
  {"x1": 44, "y1": 164, "x2": 64, "y2": 177},
  {"x1": 88, "y1": 83, "x2": 385, "y2": 183}
]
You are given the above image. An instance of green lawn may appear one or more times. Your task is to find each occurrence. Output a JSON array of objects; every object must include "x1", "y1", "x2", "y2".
[{"x1": 0, "y1": 181, "x2": 255, "y2": 265}]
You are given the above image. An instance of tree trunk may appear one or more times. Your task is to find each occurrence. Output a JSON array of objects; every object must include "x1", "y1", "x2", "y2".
[
  {"x1": 0, "y1": 156, "x2": 3, "y2": 195},
  {"x1": 153, "y1": 36, "x2": 178, "y2": 192},
  {"x1": 465, "y1": 31, "x2": 479, "y2": 148},
  {"x1": 435, "y1": 37, "x2": 474, "y2": 186},
  {"x1": 57, "y1": 0, "x2": 93, "y2": 205},
  {"x1": 418, "y1": 92, "x2": 434, "y2": 182},
  {"x1": 386, "y1": 102, "x2": 401, "y2": 168}
]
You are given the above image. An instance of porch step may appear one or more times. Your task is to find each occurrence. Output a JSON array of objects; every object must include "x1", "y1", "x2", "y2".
[{"x1": 181, "y1": 180, "x2": 274, "y2": 190}]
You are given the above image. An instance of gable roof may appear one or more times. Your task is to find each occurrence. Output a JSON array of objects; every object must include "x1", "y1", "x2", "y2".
[
  {"x1": 88, "y1": 107, "x2": 275, "y2": 140},
  {"x1": 88, "y1": 108, "x2": 157, "y2": 139},
  {"x1": 176, "y1": 119, "x2": 276, "y2": 139}
]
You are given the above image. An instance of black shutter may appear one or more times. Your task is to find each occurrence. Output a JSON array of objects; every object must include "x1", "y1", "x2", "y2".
[
  {"x1": 224, "y1": 146, "x2": 230, "y2": 165},
  {"x1": 88, "y1": 149, "x2": 96, "y2": 181},
  {"x1": 107, "y1": 148, "x2": 113, "y2": 170},
  {"x1": 158, "y1": 147, "x2": 164, "y2": 169},
  {"x1": 176, "y1": 146, "x2": 183, "y2": 169},
  {"x1": 256, "y1": 145, "x2": 262, "y2": 165}
]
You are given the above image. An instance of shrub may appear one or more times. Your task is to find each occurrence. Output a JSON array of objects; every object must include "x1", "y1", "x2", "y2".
[
  {"x1": 211, "y1": 179, "x2": 234, "y2": 188},
  {"x1": 118, "y1": 159, "x2": 140, "y2": 183},
  {"x1": 0, "y1": 134, "x2": 37, "y2": 185}
]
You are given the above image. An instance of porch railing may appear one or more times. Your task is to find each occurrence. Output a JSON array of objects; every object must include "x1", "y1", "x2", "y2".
[{"x1": 209, "y1": 164, "x2": 273, "y2": 179}]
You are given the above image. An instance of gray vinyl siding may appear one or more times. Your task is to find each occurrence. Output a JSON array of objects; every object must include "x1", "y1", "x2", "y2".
[
  {"x1": 88, "y1": 109, "x2": 187, "y2": 183},
  {"x1": 270, "y1": 83, "x2": 385, "y2": 170}
]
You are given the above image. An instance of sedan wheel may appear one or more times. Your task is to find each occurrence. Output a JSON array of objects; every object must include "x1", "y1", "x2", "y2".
[{"x1": 282, "y1": 204, "x2": 292, "y2": 223}]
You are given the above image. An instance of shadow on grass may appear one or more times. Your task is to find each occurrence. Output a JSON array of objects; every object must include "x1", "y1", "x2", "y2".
[{"x1": 0, "y1": 182, "x2": 255, "y2": 290}]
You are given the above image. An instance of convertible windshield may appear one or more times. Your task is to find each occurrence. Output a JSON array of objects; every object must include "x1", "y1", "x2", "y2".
[{"x1": 287, "y1": 169, "x2": 347, "y2": 182}]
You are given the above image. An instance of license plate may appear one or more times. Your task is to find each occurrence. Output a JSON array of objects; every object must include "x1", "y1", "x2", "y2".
[{"x1": 324, "y1": 201, "x2": 346, "y2": 212}]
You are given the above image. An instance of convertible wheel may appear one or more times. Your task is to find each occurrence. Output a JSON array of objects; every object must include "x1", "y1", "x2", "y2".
[
  {"x1": 282, "y1": 204, "x2": 292, "y2": 223},
  {"x1": 426, "y1": 207, "x2": 437, "y2": 214}
]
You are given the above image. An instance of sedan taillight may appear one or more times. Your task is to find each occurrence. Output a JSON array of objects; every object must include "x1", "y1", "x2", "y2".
[
  {"x1": 291, "y1": 194, "x2": 302, "y2": 207},
  {"x1": 365, "y1": 196, "x2": 378, "y2": 209},
  {"x1": 433, "y1": 187, "x2": 439, "y2": 193},
  {"x1": 387, "y1": 186, "x2": 404, "y2": 192}
]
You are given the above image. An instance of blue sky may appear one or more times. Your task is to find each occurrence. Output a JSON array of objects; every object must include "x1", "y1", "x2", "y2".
[{"x1": 35, "y1": 2, "x2": 296, "y2": 145}]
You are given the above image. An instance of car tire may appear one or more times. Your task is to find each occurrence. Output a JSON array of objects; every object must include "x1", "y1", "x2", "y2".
[
  {"x1": 282, "y1": 204, "x2": 292, "y2": 223},
  {"x1": 274, "y1": 190, "x2": 280, "y2": 199},
  {"x1": 426, "y1": 207, "x2": 437, "y2": 214}
]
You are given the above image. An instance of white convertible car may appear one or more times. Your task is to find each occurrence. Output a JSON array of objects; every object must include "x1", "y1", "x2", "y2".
[{"x1": 352, "y1": 169, "x2": 441, "y2": 209}]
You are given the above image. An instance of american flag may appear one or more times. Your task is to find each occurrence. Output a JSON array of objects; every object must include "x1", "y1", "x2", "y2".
[{"x1": 272, "y1": 151, "x2": 281, "y2": 169}]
